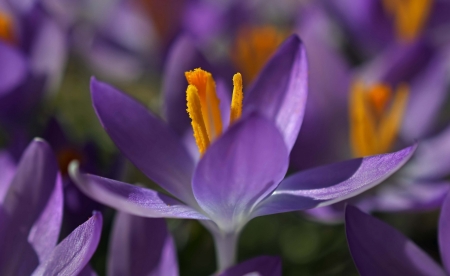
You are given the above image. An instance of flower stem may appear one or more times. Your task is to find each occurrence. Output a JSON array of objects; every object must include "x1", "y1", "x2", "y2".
[{"x1": 213, "y1": 231, "x2": 239, "y2": 271}]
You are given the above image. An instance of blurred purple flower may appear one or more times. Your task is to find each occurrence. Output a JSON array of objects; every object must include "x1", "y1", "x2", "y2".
[
  {"x1": 345, "y1": 192, "x2": 450, "y2": 275},
  {"x1": 107, "y1": 212, "x2": 281, "y2": 276},
  {"x1": 70, "y1": 34, "x2": 416, "y2": 270},
  {"x1": 0, "y1": 138, "x2": 102, "y2": 275}
]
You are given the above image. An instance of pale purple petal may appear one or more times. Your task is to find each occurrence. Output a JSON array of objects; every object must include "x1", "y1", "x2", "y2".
[
  {"x1": 108, "y1": 212, "x2": 178, "y2": 276},
  {"x1": 91, "y1": 78, "x2": 197, "y2": 206},
  {"x1": 193, "y1": 114, "x2": 288, "y2": 230},
  {"x1": 69, "y1": 161, "x2": 209, "y2": 220},
  {"x1": 243, "y1": 35, "x2": 308, "y2": 151},
  {"x1": 31, "y1": 212, "x2": 103, "y2": 276},
  {"x1": 0, "y1": 139, "x2": 58, "y2": 275},
  {"x1": 346, "y1": 205, "x2": 446, "y2": 276},
  {"x1": 0, "y1": 42, "x2": 27, "y2": 96},
  {"x1": 28, "y1": 174, "x2": 63, "y2": 263},
  {"x1": 0, "y1": 151, "x2": 16, "y2": 202},
  {"x1": 218, "y1": 256, "x2": 281, "y2": 276},
  {"x1": 439, "y1": 191, "x2": 450, "y2": 272},
  {"x1": 253, "y1": 145, "x2": 416, "y2": 217},
  {"x1": 6, "y1": 0, "x2": 36, "y2": 13}
]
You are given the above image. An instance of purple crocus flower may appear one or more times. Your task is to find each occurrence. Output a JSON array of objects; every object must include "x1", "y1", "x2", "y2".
[
  {"x1": 345, "y1": 193, "x2": 450, "y2": 275},
  {"x1": 108, "y1": 211, "x2": 282, "y2": 275},
  {"x1": 70, "y1": 34, "x2": 416, "y2": 270},
  {"x1": 0, "y1": 139, "x2": 102, "y2": 275}
]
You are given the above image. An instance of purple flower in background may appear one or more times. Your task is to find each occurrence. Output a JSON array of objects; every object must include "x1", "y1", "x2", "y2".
[
  {"x1": 108, "y1": 212, "x2": 281, "y2": 275},
  {"x1": 70, "y1": 34, "x2": 416, "y2": 270},
  {"x1": 345, "y1": 192, "x2": 450, "y2": 275},
  {"x1": 0, "y1": 139, "x2": 102, "y2": 275}
]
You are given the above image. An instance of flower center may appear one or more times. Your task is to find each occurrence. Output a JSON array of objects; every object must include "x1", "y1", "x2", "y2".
[
  {"x1": 232, "y1": 25, "x2": 285, "y2": 84},
  {"x1": 0, "y1": 11, "x2": 16, "y2": 44},
  {"x1": 349, "y1": 80, "x2": 409, "y2": 157},
  {"x1": 382, "y1": 0, "x2": 433, "y2": 42},
  {"x1": 58, "y1": 148, "x2": 84, "y2": 176},
  {"x1": 186, "y1": 68, "x2": 243, "y2": 154}
]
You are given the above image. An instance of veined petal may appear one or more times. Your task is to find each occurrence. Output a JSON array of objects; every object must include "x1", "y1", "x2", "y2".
[
  {"x1": 0, "y1": 41, "x2": 27, "y2": 96},
  {"x1": 217, "y1": 256, "x2": 281, "y2": 276},
  {"x1": 31, "y1": 212, "x2": 103, "y2": 276},
  {"x1": 193, "y1": 113, "x2": 288, "y2": 231},
  {"x1": 346, "y1": 205, "x2": 446, "y2": 276},
  {"x1": 252, "y1": 145, "x2": 416, "y2": 217},
  {"x1": 108, "y1": 212, "x2": 178, "y2": 276},
  {"x1": 0, "y1": 139, "x2": 58, "y2": 275},
  {"x1": 28, "y1": 174, "x2": 63, "y2": 263},
  {"x1": 91, "y1": 78, "x2": 197, "y2": 206},
  {"x1": 243, "y1": 35, "x2": 308, "y2": 151},
  {"x1": 439, "y1": 191, "x2": 450, "y2": 272},
  {"x1": 162, "y1": 35, "x2": 212, "y2": 136},
  {"x1": 69, "y1": 162, "x2": 209, "y2": 220}
]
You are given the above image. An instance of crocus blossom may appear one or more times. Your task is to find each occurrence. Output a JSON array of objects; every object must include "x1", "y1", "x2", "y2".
[
  {"x1": 0, "y1": 139, "x2": 102, "y2": 275},
  {"x1": 345, "y1": 192, "x2": 450, "y2": 275},
  {"x1": 108, "y1": 211, "x2": 281, "y2": 276},
  {"x1": 70, "y1": 34, "x2": 416, "y2": 270}
]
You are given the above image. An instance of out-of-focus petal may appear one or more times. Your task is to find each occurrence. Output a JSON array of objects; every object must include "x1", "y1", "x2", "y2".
[
  {"x1": 28, "y1": 174, "x2": 63, "y2": 263},
  {"x1": 69, "y1": 162, "x2": 209, "y2": 220},
  {"x1": 243, "y1": 35, "x2": 308, "y2": 151},
  {"x1": 346, "y1": 205, "x2": 446, "y2": 276},
  {"x1": 31, "y1": 212, "x2": 103, "y2": 276},
  {"x1": 0, "y1": 151, "x2": 16, "y2": 202},
  {"x1": 193, "y1": 114, "x2": 288, "y2": 231},
  {"x1": 7, "y1": 0, "x2": 36, "y2": 13},
  {"x1": 162, "y1": 35, "x2": 212, "y2": 136},
  {"x1": 0, "y1": 139, "x2": 58, "y2": 275},
  {"x1": 91, "y1": 78, "x2": 197, "y2": 206},
  {"x1": 252, "y1": 145, "x2": 416, "y2": 217},
  {"x1": 439, "y1": 192, "x2": 450, "y2": 272},
  {"x1": 0, "y1": 42, "x2": 27, "y2": 96},
  {"x1": 108, "y1": 212, "x2": 178, "y2": 276},
  {"x1": 217, "y1": 256, "x2": 282, "y2": 276}
]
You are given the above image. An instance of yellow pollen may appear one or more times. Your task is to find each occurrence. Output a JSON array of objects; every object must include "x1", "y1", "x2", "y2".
[
  {"x1": 0, "y1": 11, "x2": 15, "y2": 44},
  {"x1": 230, "y1": 73, "x2": 243, "y2": 124},
  {"x1": 185, "y1": 69, "x2": 245, "y2": 154},
  {"x1": 382, "y1": 0, "x2": 433, "y2": 42},
  {"x1": 186, "y1": 85, "x2": 210, "y2": 155},
  {"x1": 232, "y1": 25, "x2": 286, "y2": 84},
  {"x1": 349, "y1": 80, "x2": 409, "y2": 157}
]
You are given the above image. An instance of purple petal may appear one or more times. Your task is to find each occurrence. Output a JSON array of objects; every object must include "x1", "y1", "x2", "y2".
[
  {"x1": 162, "y1": 35, "x2": 212, "y2": 136},
  {"x1": 69, "y1": 161, "x2": 209, "y2": 220},
  {"x1": 108, "y1": 212, "x2": 178, "y2": 276},
  {"x1": 28, "y1": 174, "x2": 63, "y2": 263},
  {"x1": 243, "y1": 35, "x2": 308, "y2": 151},
  {"x1": 90, "y1": 78, "x2": 197, "y2": 206},
  {"x1": 193, "y1": 114, "x2": 288, "y2": 230},
  {"x1": 218, "y1": 256, "x2": 281, "y2": 276},
  {"x1": 439, "y1": 191, "x2": 450, "y2": 272},
  {"x1": 0, "y1": 151, "x2": 16, "y2": 202},
  {"x1": 31, "y1": 211, "x2": 103, "y2": 276},
  {"x1": 0, "y1": 42, "x2": 27, "y2": 96},
  {"x1": 78, "y1": 265, "x2": 98, "y2": 276},
  {"x1": 346, "y1": 205, "x2": 446, "y2": 276},
  {"x1": 253, "y1": 145, "x2": 416, "y2": 217},
  {"x1": 0, "y1": 139, "x2": 58, "y2": 275}
]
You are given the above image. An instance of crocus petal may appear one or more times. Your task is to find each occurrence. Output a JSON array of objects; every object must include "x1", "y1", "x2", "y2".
[
  {"x1": 217, "y1": 256, "x2": 282, "y2": 276},
  {"x1": 31, "y1": 211, "x2": 103, "y2": 276},
  {"x1": 7, "y1": 0, "x2": 36, "y2": 13},
  {"x1": 243, "y1": 35, "x2": 308, "y2": 151},
  {"x1": 28, "y1": 174, "x2": 63, "y2": 263},
  {"x1": 346, "y1": 205, "x2": 446, "y2": 276},
  {"x1": 253, "y1": 145, "x2": 416, "y2": 217},
  {"x1": 91, "y1": 78, "x2": 197, "y2": 206},
  {"x1": 162, "y1": 35, "x2": 212, "y2": 136},
  {"x1": 69, "y1": 162, "x2": 209, "y2": 220},
  {"x1": 439, "y1": 192, "x2": 450, "y2": 272},
  {"x1": 78, "y1": 265, "x2": 98, "y2": 276},
  {"x1": 193, "y1": 114, "x2": 288, "y2": 231},
  {"x1": 0, "y1": 42, "x2": 27, "y2": 96},
  {"x1": 108, "y1": 212, "x2": 178, "y2": 276},
  {"x1": 0, "y1": 151, "x2": 16, "y2": 202},
  {"x1": 0, "y1": 139, "x2": 58, "y2": 275}
]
